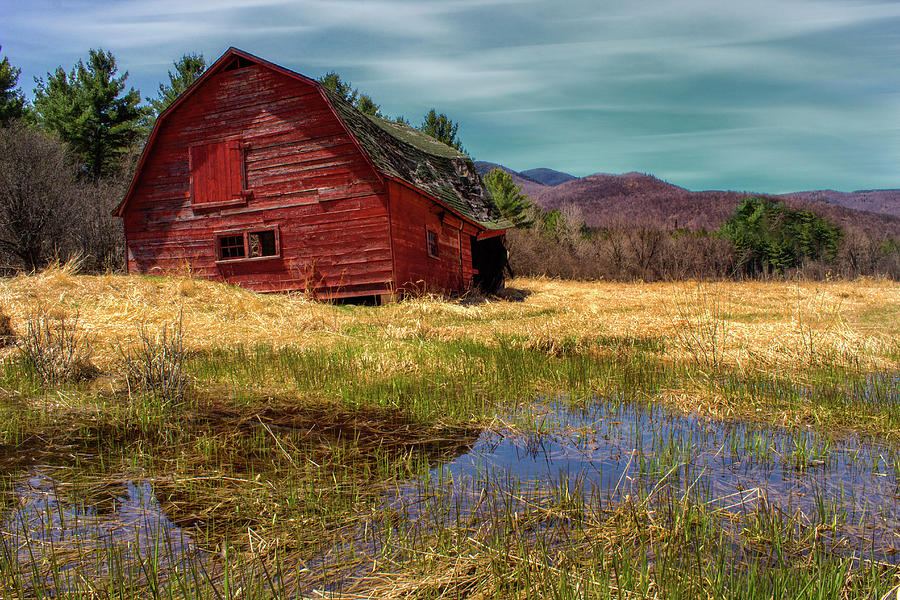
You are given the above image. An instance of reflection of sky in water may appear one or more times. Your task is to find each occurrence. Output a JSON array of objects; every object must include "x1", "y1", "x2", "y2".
[
  {"x1": 418, "y1": 399, "x2": 900, "y2": 560},
  {"x1": 4, "y1": 385, "x2": 900, "y2": 595},
  {"x1": 2, "y1": 470, "x2": 199, "y2": 585}
]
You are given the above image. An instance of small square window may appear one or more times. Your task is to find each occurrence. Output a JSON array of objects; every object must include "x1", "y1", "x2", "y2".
[
  {"x1": 216, "y1": 228, "x2": 279, "y2": 262},
  {"x1": 219, "y1": 234, "x2": 245, "y2": 259},
  {"x1": 248, "y1": 230, "x2": 277, "y2": 258},
  {"x1": 426, "y1": 230, "x2": 439, "y2": 258}
]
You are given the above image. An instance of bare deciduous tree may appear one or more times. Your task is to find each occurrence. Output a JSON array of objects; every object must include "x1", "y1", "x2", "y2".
[
  {"x1": 70, "y1": 176, "x2": 126, "y2": 272},
  {"x1": 0, "y1": 122, "x2": 76, "y2": 270},
  {"x1": 0, "y1": 123, "x2": 125, "y2": 272}
]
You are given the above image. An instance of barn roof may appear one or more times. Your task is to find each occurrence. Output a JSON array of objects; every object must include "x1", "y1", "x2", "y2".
[
  {"x1": 322, "y1": 88, "x2": 509, "y2": 229},
  {"x1": 116, "y1": 48, "x2": 509, "y2": 230}
]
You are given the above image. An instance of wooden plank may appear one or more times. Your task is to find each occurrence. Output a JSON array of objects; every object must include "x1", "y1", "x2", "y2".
[{"x1": 123, "y1": 55, "x2": 402, "y2": 296}]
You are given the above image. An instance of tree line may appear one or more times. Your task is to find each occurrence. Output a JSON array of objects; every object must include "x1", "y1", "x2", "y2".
[
  {"x1": 0, "y1": 49, "x2": 470, "y2": 273},
  {"x1": 0, "y1": 49, "x2": 213, "y2": 273},
  {"x1": 492, "y1": 168, "x2": 900, "y2": 281}
]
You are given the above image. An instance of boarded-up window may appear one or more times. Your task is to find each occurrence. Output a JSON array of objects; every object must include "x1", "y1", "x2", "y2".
[{"x1": 190, "y1": 139, "x2": 245, "y2": 205}]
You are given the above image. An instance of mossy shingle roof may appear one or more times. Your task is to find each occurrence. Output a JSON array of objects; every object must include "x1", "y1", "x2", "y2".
[{"x1": 322, "y1": 87, "x2": 510, "y2": 230}]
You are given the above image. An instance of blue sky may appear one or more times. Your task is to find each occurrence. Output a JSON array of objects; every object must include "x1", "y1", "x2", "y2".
[{"x1": 3, "y1": 0, "x2": 899, "y2": 193}]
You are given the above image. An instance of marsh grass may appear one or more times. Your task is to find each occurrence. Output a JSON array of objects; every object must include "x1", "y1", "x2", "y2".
[
  {"x1": 7, "y1": 461, "x2": 894, "y2": 600},
  {"x1": 118, "y1": 315, "x2": 187, "y2": 403},
  {"x1": 2, "y1": 399, "x2": 900, "y2": 599},
  {"x1": 668, "y1": 283, "x2": 731, "y2": 371},
  {"x1": 0, "y1": 269, "x2": 898, "y2": 598},
  {"x1": 186, "y1": 337, "x2": 674, "y2": 425}
]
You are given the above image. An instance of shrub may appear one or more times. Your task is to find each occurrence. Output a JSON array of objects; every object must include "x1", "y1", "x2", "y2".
[
  {"x1": 0, "y1": 122, "x2": 126, "y2": 273},
  {"x1": 16, "y1": 312, "x2": 96, "y2": 384},
  {"x1": 118, "y1": 318, "x2": 186, "y2": 402},
  {"x1": 0, "y1": 122, "x2": 76, "y2": 270}
]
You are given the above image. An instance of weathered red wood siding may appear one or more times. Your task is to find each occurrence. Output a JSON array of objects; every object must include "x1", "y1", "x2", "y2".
[
  {"x1": 123, "y1": 63, "x2": 394, "y2": 298},
  {"x1": 387, "y1": 180, "x2": 477, "y2": 294}
]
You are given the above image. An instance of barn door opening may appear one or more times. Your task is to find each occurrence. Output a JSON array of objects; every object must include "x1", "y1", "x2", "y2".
[{"x1": 470, "y1": 235, "x2": 508, "y2": 294}]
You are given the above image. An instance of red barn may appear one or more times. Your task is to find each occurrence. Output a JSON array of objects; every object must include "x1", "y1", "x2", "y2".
[{"x1": 115, "y1": 48, "x2": 510, "y2": 301}]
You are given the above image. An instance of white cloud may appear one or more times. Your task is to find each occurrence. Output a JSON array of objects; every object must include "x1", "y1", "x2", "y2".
[{"x1": 3, "y1": 0, "x2": 898, "y2": 190}]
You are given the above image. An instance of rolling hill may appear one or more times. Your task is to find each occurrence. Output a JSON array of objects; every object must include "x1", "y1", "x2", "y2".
[
  {"x1": 476, "y1": 163, "x2": 900, "y2": 239},
  {"x1": 779, "y1": 189, "x2": 900, "y2": 218},
  {"x1": 520, "y1": 168, "x2": 577, "y2": 187}
]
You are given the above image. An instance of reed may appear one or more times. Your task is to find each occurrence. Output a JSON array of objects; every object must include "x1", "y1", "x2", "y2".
[{"x1": 0, "y1": 266, "x2": 897, "y2": 598}]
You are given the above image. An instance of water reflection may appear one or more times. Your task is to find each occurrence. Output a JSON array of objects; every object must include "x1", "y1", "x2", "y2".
[
  {"x1": 1, "y1": 469, "x2": 200, "y2": 589},
  {"x1": 415, "y1": 398, "x2": 900, "y2": 560}
]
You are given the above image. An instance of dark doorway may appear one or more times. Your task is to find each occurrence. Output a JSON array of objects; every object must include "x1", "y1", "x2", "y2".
[{"x1": 470, "y1": 235, "x2": 508, "y2": 294}]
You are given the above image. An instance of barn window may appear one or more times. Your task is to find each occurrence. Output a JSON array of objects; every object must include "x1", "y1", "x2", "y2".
[
  {"x1": 219, "y1": 234, "x2": 245, "y2": 259},
  {"x1": 426, "y1": 229, "x2": 439, "y2": 259},
  {"x1": 216, "y1": 228, "x2": 280, "y2": 262},
  {"x1": 248, "y1": 230, "x2": 277, "y2": 258},
  {"x1": 190, "y1": 139, "x2": 248, "y2": 207}
]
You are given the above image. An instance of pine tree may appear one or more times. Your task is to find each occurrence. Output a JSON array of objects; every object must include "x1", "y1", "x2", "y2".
[
  {"x1": 355, "y1": 93, "x2": 382, "y2": 117},
  {"x1": 419, "y1": 109, "x2": 464, "y2": 153},
  {"x1": 0, "y1": 55, "x2": 26, "y2": 125},
  {"x1": 148, "y1": 53, "x2": 206, "y2": 116},
  {"x1": 484, "y1": 168, "x2": 534, "y2": 228},
  {"x1": 719, "y1": 196, "x2": 843, "y2": 275},
  {"x1": 33, "y1": 49, "x2": 148, "y2": 179},
  {"x1": 318, "y1": 72, "x2": 358, "y2": 104},
  {"x1": 318, "y1": 72, "x2": 385, "y2": 118}
]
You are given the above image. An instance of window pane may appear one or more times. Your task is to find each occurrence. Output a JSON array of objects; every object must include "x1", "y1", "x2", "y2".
[
  {"x1": 427, "y1": 230, "x2": 439, "y2": 258},
  {"x1": 219, "y1": 234, "x2": 245, "y2": 259}
]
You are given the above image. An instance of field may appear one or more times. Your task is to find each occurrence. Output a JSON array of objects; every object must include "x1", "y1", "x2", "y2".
[{"x1": 1, "y1": 264, "x2": 899, "y2": 599}]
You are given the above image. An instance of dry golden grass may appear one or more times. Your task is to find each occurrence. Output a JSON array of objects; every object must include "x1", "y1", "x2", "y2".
[
  {"x1": 0, "y1": 262, "x2": 897, "y2": 376},
  {"x1": 377, "y1": 276, "x2": 899, "y2": 375},
  {"x1": 0, "y1": 262, "x2": 346, "y2": 367}
]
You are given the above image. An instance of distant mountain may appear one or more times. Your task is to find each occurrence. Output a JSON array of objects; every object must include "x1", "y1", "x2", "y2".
[
  {"x1": 779, "y1": 189, "x2": 900, "y2": 219},
  {"x1": 477, "y1": 161, "x2": 900, "y2": 238},
  {"x1": 531, "y1": 172, "x2": 900, "y2": 238},
  {"x1": 520, "y1": 168, "x2": 577, "y2": 186},
  {"x1": 474, "y1": 161, "x2": 548, "y2": 198},
  {"x1": 533, "y1": 172, "x2": 741, "y2": 231}
]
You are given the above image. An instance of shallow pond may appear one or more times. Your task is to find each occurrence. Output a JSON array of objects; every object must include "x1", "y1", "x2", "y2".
[
  {"x1": 404, "y1": 397, "x2": 900, "y2": 561},
  {"x1": 3, "y1": 393, "x2": 900, "y2": 595},
  {"x1": 1, "y1": 468, "x2": 202, "y2": 591}
]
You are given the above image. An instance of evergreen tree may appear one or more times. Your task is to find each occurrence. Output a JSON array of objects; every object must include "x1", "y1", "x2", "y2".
[
  {"x1": 419, "y1": 108, "x2": 464, "y2": 152},
  {"x1": 484, "y1": 168, "x2": 534, "y2": 228},
  {"x1": 0, "y1": 55, "x2": 26, "y2": 125},
  {"x1": 33, "y1": 49, "x2": 148, "y2": 179},
  {"x1": 148, "y1": 53, "x2": 206, "y2": 116},
  {"x1": 355, "y1": 93, "x2": 381, "y2": 117},
  {"x1": 719, "y1": 196, "x2": 843, "y2": 275},
  {"x1": 318, "y1": 72, "x2": 358, "y2": 104},
  {"x1": 317, "y1": 72, "x2": 386, "y2": 118}
]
